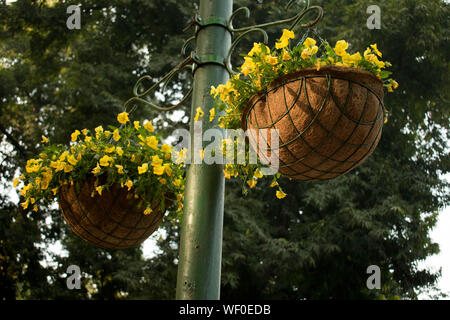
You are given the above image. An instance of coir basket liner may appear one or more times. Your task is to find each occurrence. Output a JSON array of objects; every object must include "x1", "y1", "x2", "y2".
[
  {"x1": 242, "y1": 66, "x2": 385, "y2": 181},
  {"x1": 59, "y1": 176, "x2": 167, "y2": 249}
]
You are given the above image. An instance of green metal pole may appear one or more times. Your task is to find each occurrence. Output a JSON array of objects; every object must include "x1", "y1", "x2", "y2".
[{"x1": 175, "y1": 0, "x2": 232, "y2": 300}]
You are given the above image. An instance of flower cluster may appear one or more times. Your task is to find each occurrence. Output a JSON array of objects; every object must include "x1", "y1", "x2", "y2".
[
  {"x1": 211, "y1": 29, "x2": 398, "y2": 130},
  {"x1": 14, "y1": 112, "x2": 185, "y2": 218},
  {"x1": 207, "y1": 29, "x2": 398, "y2": 199}
]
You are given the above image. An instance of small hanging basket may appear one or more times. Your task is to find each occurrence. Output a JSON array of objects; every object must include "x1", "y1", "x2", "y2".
[
  {"x1": 59, "y1": 176, "x2": 168, "y2": 250},
  {"x1": 242, "y1": 65, "x2": 385, "y2": 181}
]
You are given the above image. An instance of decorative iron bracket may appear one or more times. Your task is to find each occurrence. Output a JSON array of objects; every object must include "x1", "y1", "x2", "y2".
[{"x1": 124, "y1": 0, "x2": 323, "y2": 113}]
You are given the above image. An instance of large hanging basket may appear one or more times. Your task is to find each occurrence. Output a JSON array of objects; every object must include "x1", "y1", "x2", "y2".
[
  {"x1": 242, "y1": 66, "x2": 385, "y2": 181},
  {"x1": 59, "y1": 176, "x2": 167, "y2": 250}
]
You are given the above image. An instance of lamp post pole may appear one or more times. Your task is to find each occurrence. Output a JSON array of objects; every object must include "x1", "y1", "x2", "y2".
[{"x1": 175, "y1": 0, "x2": 232, "y2": 300}]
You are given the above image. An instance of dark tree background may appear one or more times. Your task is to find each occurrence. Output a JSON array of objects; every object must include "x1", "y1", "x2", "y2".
[{"x1": 0, "y1": 0, "x2": 448, "y2": 299}]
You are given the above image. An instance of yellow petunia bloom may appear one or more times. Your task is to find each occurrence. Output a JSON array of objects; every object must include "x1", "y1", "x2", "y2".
[
  {"x1": 370, "y1": 44, "x2": 382, "y2": 57},
  {"x1": 247, "y1": 179, "x2": 257, "y2": 189},
  {"x1": 282, "y1": 49, "x2": 291, "y2": 61},
  {"x1": 270, "y1": 181, "x2": 279, "y2": 188},
  {"x1": 134, "y1": 121, "x2": 141, "y2": 130},
  {"x1": 276, "y1": 190, "x2": 287, "y2": 199},
  {"x1": 153, "y1": 165, "x2": 165, "y2": 176},
  {"x1": 151, "y1": 155, "x2": 163, "y2": 167},
  {"x1": 116, "y1": 146, "x2": 124, "y2": 156},
  {"x1": 303, "y1": 37, "x2": 317, "y2": 48},
  {"x1": 113, "y1": 129, "x2": 121, "y2": 142},
  {"x1": 51, "y1": 187, "x2": 59, "y2": 196},
  {"x1": 173, "y1": 179, "x2": 181, "y2": 187},
  {"x1": 248, "y1": 42, "x2": 262, "y2": 57},
  {"x1": 161, "y1": 144, "x2": 172, "y2": 154},
  {"x1": 13, "y1": 178, "x2": 20, "y2": 188},
  {"x1": 334, "y1": 40, "x2": 349, "y2": 57},
  {"x1": 105, "y1": 146, "x2": 115, "y2": 153},
  {"x1": 209, "y1": 108, "x2": 216, "y2": 122},
  {"x1": 253, "y1": 169, "x2": 263, "y2": 179},
  {"x1": 96, "y1": 186, "x2": 103, "y2": 196},
  {"x1": 138, "y1": 163, "x2": 149, "y2": 175},
  {"x1": 67, "y1": 155, "x2": 78, "y2": 166},
  {"x1": 41, "y1": 135, "x2": 49, "y2": 143},
  {"x1": 115, "y1": 165, "x2": 124, "y2": 174},
  {"x1": 92, "y1": 163, "x2": 101, "y2": 174},
  {"x1": 71, "y1": 130, "x2": 81, "y2": 142},
  {"x1": 125, "y1": 180, "x2": 133, "y2": 191},
  {"x1": 64, "y1": 164, "x2": 74, "y2": 173},
  {"x1": 265, "y1": 55, "x2": 278, "y2": 65},
  {"x1": 144, "y1": 207, "x2": 153, "y2": 215},
  {"x1": 99, "y1": 155, "x2": 114, "y2": 167},
  {"x1": 146, "y1": 136, "x2": 158, "y2": 150},
  {"x1": 275, "y1": 29, "x2": 295, "y2": 49},
  {"x1": 20, "y1": 199, "x2": 29, "y2": 210},
  {"x1": 144, "y1": 121, "x2": 154, "y2": 132},
  {"x1": 301, "y1": 46, "x2": 319, "y2": 59},
  {"x1": 117, "y1": 112, "x2": 129, "y2": 124},
  {"x1": 194, "y1": 107, "x2": 204, "y2": 121},
  {"x1": 81, "y1": 129, "x2": 88, "y2": 136}
]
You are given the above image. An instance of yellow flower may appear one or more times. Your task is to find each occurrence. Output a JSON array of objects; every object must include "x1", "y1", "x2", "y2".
[
  {"x1": 64, "y1": 164, "x2": 74, "y2": 173},
  {"x1": 275, "y1": 29, "x2": 295, "y2": 49},
  {"x1": 125, "y1": 180, "x2": 133, "y2": 191},
  {"x1": 13, "y1": 178, "x2": 20, "y2": 188},
  {"x1": 134, "y1": 121, "x2": 141, "y2": 130},
  {"x1": 104, "y1": 130, "x2": 111, "y2": 138},
  {"x1": 282, "y1": 49, "x2": 291, "y2": 61},
  {"x1": 253, "y1": 169, "x2": 263, "y2": 179},
  {"x1": 194, "y1": 107, "x2": 204, "y2": 121},
  {"x1": 116, "y1": 146, "x2": 124, "y2": 156},
  {"x1": 96, "y1": 186, "x2": 103, "y2": 196},
  {"x1": 71, "y1": 130, "x2": 81, "y2": 142},
  {"x1": 159, "y1": 178, "x2": 167, "y2": 185},
  {"x1": 276, "y1": 190, "x2": 287, "y2": 199},
  {"x1": 84, "y1": 136, "x2": 92, "y2": 142},
  {"x1": 99, "y1": 155, "x2": 114, "y2": 167},
  {"x1": 161, "y1": 144, "x2": 172, "y2": 154},
  {"x1": 370, "y1": 44, "x2": 382, "y2": 57},
  {"x1": 95, "y1": 125, "x2": 104, "y2": 138},
  {"x1": 303, "y1": 37, "x2": 317, "y2": 48},
  {"x1": 315, "y1": 59, "x2": 321, "y2": 71},
  {"x1": 33, "y1": 205, "x2": 38, "y2": 212},
  {"x1": 144, "y1": 121, "x2": 154, "y2": 132},
  {"x1": 392, "y1": 80, "x2": 399, "y2": 89},
  {"x1": 248, "y1": 42, "x2": 262, "y2": 57},
  {"x1": 41, "y1": 135, "x2": 49, "y2": 143},
  {"x1": 247, "y1": 179, "x2": 257, "y2": 188},
  {"x1": 81, "y1": 128, "x2": 88, "y2": 136},
  {"x1": 173, "y1": 179, "x2": 182, "y2": 187},
  {"x1": 241, "y1": 57, "x2": 257, "y2": 76},
  {"x1": 20, "y1": 199, "x2": 29, "y2": 210},
  {"x1": 92, "y1": 163, "x2": 101, "y2": 174},
  {"x1": 153, "y1": 164, "x2": 165, "y2": 176},
  {"x1": 301, "y1": 46, "x2": 318, "y2": 59},
  {"x1": 115, "y1": 165, "x2": 124, "y2": 174},
  {"x1": 209, "y1": 108, "x2": 216, "y2": 122},
  {"x1": 334, "y1": 40, "x2": 349, "y2": 57},
  {"x1": 270, "y1": 181, "x2": 279, "y2": 188},
  {"x1": 138, "y1": 163, "x2": 149, "y2": 175},
  {"x1": 113, "y1": 129, "x2": 121, "y2": 142},
  {"x1": 144, "y1": 207, "x2": 153, "y2": 215},
  {"x1": 67, "y1": 155, "x2": 78, "y2": 166},
  {"x1": 223, "y1": 169, "x2": 231, "y2": 179},
  {"x1": 51, "y1": 187, "x2": 58, "y2": 196},
  {"x1": 105, "y1": 146, "x2": 115, "y2": 153},
  {"x1": 145, "y1": 136, "x2": 158, "y2": 150},
  {"x1": 117, "y1": 112, "x2": 129, "y2": 124},
  {"x1": 151, "y1": 155, "x2": 163, "y2": 167},
  {"x1": 265, "y1": 55, "x2": 278, "y2": 65}
]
